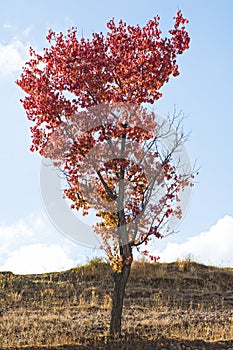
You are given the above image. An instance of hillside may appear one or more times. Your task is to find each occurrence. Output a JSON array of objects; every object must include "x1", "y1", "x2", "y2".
[{"x1": 0, "y1": 260, "x2": 232, "y2": 350}]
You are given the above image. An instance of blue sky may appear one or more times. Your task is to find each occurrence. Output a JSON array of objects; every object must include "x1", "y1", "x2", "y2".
[{"x1": 0, "y1": 0, "x2": 232, "y2": 273}]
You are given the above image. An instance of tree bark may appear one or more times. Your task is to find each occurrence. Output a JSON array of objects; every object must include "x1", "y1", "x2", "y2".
[
  {"x1": 109, "y1": 129, "x2": 132, "y2": 337},
  {"x1": 110, "y1": 246, "x2": 132, "y2": 337}
]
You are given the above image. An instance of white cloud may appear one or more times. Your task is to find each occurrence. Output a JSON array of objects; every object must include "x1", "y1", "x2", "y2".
[
  {"x1": 0, "y1": 213, "x2": 49, "y2": 258},
  {"x1": 3, "y1": 23, "x2": 14, "y2": 30},
  {"x1": 0, "y1": 39, "x2": 29, "y2": 76},
  {"x1": 0, "y1": 213, "x2": 88, "y2": 274},
  {"x1": 153, "y1": 216, "x2": 233, "y2": 267},
  {"x1": 0, "y1": 244, "x2": 75, "y2": 274}
]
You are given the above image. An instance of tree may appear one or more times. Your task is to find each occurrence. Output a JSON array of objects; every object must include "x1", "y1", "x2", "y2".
[{"x1": 17, "y1": 11, "x2": 194, "y2": 337}]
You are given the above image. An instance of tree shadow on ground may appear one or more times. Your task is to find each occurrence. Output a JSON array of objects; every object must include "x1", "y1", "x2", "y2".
[{"x1": 5, "y1": 336, "x2": 233, "y2": 350}]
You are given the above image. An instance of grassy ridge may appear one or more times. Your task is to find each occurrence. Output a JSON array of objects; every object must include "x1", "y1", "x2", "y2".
[{"x1": 0, "y1": 260, "x2": 233, "y2": 349}]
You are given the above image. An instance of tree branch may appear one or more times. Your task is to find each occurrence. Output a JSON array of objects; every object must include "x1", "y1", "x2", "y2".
[{"x1": 96, "y1": 170, "x2": 117, "y2": 201}]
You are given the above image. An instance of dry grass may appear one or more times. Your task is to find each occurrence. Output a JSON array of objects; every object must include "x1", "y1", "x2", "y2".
[{"x1": 0, "y1": 259, "x2": 232, "y2": 349}]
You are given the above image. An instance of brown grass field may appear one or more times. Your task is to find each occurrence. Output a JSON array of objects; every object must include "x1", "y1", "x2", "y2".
[{"x1": 0, "y1": 259, "x2": 232, "y2": 349}]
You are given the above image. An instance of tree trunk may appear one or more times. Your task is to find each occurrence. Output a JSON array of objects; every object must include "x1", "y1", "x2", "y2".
[
  {"x1": 110, "y1": 131, "x2": 132, "y2": 337},
  {"x1": 110, "y1": 256, "x2": 132, "y2": 337}
]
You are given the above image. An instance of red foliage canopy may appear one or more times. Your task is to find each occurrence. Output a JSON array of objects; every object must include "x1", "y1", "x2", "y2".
[
  {"x1": 17, "y1": 11, "x2": 189, "y2": 152},
  {"x1": 17, "y1": 11, "x2": 192, "y2": 271}
]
